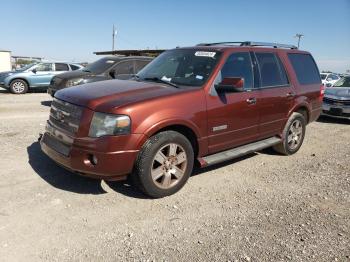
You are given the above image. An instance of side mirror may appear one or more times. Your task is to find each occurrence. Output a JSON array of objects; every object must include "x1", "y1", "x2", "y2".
[
  {"x1": 32, "y1": 68, "x2": 37, "y2": 74},
  {"x1": 109, "y1": 69, "x2": 117, "y2": 79},
  {"x1": 215, "y1": 77, "x2": 244, "y2": 93}
]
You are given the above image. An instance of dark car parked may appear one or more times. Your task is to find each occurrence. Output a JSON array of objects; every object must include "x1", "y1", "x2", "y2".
[
  {"x1": 47, "y1": 56, "x2": 153, "y2": 96},
  {"x1": 41, "y1": 41, "x2": 323, "y2": 198}
]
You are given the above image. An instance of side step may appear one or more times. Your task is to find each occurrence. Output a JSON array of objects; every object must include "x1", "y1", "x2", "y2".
[{"x1": 202, "y1": 137, "x2": 281, "y2": 166}]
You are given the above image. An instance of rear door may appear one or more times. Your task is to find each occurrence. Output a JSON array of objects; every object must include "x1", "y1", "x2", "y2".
[
  {"x1": 206, "y1": 51, "x2": 260, "y2": 153},
  {"x1": 254, "y1": 52, "x2": 294, "y2": 138}
]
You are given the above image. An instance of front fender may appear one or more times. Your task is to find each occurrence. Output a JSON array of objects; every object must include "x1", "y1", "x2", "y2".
[{"x1": 4, "y1": 73, "x2": 31, "y2": 87}]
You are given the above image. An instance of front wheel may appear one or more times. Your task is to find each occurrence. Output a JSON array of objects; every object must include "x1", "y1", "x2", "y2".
[
  {"x1": 273, "y1": 112, "x2": 306, "y2": 155},
  {"x1": 10, "y1": 79, "x2": 28, "y2": 94},
  {"x1": 132, "y1": 131, "x2": 194, "y2": 198}
]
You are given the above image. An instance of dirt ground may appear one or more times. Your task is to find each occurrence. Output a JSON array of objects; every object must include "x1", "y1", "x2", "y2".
[{"x1": 0, "y1": 89, "x2": 349, "y2": 262}]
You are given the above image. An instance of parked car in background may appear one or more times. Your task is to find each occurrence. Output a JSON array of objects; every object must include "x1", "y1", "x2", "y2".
[
  {"x1": 47, "y1": 56, "x2": 153, "y2": 97},
  {"x1": 320, "y1": 72, "x2": 340, "y2": 87},
  {"x1": 40, "y1": 41, "x2": 323, "y2": 198},
  {"x1": 1, "y1": 62, "x2": 83, "y2": 94},
  {"x1": 322, "y1": 76, "x2": 350, "y2": 119}
]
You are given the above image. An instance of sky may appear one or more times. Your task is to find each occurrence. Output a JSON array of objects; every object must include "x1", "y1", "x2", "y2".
[{"x1": 0, "y1": 0, "x2": 349, "y2": 72}]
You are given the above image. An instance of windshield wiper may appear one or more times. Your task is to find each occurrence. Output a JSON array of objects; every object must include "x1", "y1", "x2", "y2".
[
  {"x1": 143, "y1": 77, "x2": 179, "y2": 88},
  {"x1": 82, "y1": 69, "x2": 91, "y2": 72}
]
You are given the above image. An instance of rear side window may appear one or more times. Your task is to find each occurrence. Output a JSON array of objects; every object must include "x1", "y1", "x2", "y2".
[
  {"x1": 55, "y1": 63, "x2": 69, "y2": 71},
  {"x1": 288, "y1": 53, "x2": 321, "y2": 85},
  {"x1": 255, "y1": 53, "x2": 289, "y2": 87}
]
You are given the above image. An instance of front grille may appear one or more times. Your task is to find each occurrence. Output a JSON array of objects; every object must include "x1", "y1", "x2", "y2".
[
  {"x1": 42, "y1": 133, "x2": 70, "y2": 156},
  {"x1": 323, "y1": 97, "x2": 350, "y2": 106},
  {"x1": 49, "y1": 98, "x2": 83, "y2": 135}
]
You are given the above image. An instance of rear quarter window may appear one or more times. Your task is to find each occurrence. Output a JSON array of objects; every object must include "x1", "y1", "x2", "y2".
[{"x1": 288, "y1": 53, "x2": 321, "y2": 85}]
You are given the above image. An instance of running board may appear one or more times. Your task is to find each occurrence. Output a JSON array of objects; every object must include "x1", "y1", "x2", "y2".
[{"x1": 201, "y1": 137, "x2": 281, "y2": 166}]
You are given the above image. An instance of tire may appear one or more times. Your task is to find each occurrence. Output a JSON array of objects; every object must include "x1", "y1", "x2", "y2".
[
  {"x1": 10, "y1": 79, "x2": 28, "y2": 94},
  {"x1": 273, "y1": 112, "x2": 306, "y2": 155},
  {"x1": 132, "y1": 131, "x2": 194, "y2": 198}
]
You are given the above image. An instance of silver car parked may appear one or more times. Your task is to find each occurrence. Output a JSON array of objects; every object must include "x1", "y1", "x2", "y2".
[{"x1": 322, "y1": 76, "x2": 350, "y2": 120}]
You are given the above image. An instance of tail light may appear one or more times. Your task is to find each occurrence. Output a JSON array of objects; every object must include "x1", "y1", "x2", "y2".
[{"x1": 319, "y1": 84, "x2": 325, "y2": 102}]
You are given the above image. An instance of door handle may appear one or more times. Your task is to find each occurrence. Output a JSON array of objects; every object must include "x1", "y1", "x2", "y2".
[
  {"x1": 246, "y1": 97, "x2": 256, "y2": 105},
  {"x1": 286, "y1": 92, "x2": 296, "y2": 98}
]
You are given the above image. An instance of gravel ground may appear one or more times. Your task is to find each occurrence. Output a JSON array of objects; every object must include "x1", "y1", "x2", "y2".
[{"x1": 0, "y1": 90, "x2": 349, "y2": 262}]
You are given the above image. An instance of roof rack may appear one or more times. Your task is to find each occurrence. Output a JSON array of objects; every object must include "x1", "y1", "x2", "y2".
[
  {"x1": 196, "y1": 41, "x2": 298, "y2": 49},
  {"x1": 93, "y1": 49, "x2": 166, "y2": 57}
]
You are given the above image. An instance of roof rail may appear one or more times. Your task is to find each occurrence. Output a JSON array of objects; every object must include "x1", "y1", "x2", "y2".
[{"x1": 197, "y1": 41, "x2": 298, "y2": 49}]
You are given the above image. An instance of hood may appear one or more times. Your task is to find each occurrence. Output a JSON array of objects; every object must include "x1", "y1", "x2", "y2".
[
  {"x1": 0, "y1": 70, "x2": 15, "y2": 75},
  {"x1": 324, "y1": 86, "x2": 350, "y2": 100},
  {"x1": 0, "y1": 71, "x2": 16, "y2": 82},
  {"x1": 55, "y1": 79, "x2": 185, "y2": 112}
]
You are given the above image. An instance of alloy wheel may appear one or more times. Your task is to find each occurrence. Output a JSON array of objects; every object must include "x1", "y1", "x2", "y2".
[
  {"x1": 151, "y1": 143, "x2": 188, "y2": 189},
  {"x1": 12, "y1": 81, "x2": 25, "y2": 93},
  {"x1": 287, "y1": 119, "x2": 303, "y2": 150}
]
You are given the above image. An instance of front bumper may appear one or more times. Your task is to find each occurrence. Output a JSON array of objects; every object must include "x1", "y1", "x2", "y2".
[
  {"x1": 0, "y1": 82, "x2": 8, "y2": 89},
  {"x1": 40, "y1": 130, "x2": 146, "y2": 181},
  {"x1": 322, "y1": 103, "x2": 350, "y2": 119}
]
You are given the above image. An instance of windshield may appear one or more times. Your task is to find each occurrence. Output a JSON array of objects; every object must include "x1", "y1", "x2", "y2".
[
  {"x1": 137, "y1": 49, "x2": 222, "y2": 87},
  {"x1": 82, "y1": 57, "x2": 119, "y2": 74},
  {"x1": 320, "y1": 74, "x2": 327, "y2": 80},
  {"x1": 17, "y1": 63, "x2": 37, "y2": 71},
  {"x1": 333, "y1": 77, "x2": 350, "y2": 87}
]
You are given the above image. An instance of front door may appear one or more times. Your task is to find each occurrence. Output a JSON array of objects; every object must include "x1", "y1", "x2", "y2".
[
  {"x1": 31, "y1": 63, "x2": 54, "y2": 87},
  {"x1": 206, "y1": 52, "x2": 260, "y2": 154}
]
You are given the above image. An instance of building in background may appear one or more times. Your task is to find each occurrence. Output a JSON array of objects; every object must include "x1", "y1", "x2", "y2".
[
  {"x1": 11, "y1": 55, "x2": 42, "y2": 70},
  {"x1": 0, "y1": 50, "x2": 11, "y2": 72}
]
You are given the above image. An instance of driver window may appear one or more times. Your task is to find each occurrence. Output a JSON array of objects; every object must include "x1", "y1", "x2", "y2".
[
  {"x1": 218, "y1": 52, "x2": 253, "y2": 90},
  {"x1": 114, "y1": 61, "x2": 134, "y2": 75},
  {"x1": 36, "y1": 63, "x2": 53, "y2": 72}
]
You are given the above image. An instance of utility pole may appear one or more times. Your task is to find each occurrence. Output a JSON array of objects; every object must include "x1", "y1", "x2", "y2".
[
  {"x1": 294, "y1": 33, "x2": 304, "y2": 49},
  {"x1": 112, "y1": 25, "x2": 117, "y2": 51}
]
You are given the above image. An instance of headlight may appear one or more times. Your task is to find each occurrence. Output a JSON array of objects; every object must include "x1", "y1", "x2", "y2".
[
  {"x1": 66, "y1": 78, "x2": 85, "y2": 87},
  {"x1": 88, "y1": 113, "x2": 131, "y2": 137}
]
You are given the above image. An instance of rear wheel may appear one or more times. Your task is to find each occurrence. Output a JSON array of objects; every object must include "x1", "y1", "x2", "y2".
[
  {"x1": 132, "y1": 131, "x2": 194, "y2": 198},
  {"x1": 273, "y1": 112, "x2": 306, "y2": 155},
  {"x1": 10, "y1": 79, "x2": 28, "y2": 94}
]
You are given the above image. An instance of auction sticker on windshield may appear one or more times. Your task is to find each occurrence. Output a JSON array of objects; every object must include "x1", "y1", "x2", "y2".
[{"x1": 195, "y1": 51, "x2": 216, "y2": 58}]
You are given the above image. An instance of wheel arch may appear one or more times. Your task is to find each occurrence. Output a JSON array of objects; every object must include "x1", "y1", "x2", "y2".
[
  {"x1": 141, "y1": 120, "x2": 201, "y2": 158},
  {"x1": 288, "y1": 102, "x2": 311, "y2": 124},
  {"x1": 9, "y1": 77, "x2": 31, "y2": 89}
]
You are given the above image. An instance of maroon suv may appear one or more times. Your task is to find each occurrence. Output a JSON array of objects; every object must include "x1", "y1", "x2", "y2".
[{"x1": 40, "y1": 41, "x2": 323, "y2": 198}]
